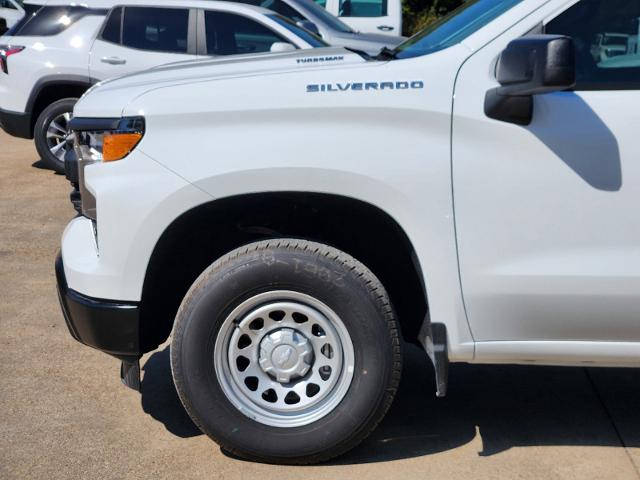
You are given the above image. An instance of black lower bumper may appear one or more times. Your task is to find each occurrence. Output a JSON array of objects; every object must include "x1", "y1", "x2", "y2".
[
  {"x1": 0, "y1": 107, "x2": 32, "y2": 139},
  {"x1": 55, "y1": 253, "x2": 141, "y2": 361}
]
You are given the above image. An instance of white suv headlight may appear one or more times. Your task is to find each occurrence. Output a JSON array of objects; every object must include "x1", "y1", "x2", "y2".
[{"x1": 69, "y1": 117, "x2": 145, "y2": 220}]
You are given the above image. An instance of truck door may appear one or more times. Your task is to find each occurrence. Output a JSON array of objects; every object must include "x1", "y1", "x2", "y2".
[{"x1": 453, "y1": 0, "x2": 640, "y2": 345}]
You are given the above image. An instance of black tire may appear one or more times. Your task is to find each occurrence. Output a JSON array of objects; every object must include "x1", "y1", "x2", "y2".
[
  {"x1": 34, "y1": 98, "x2": 78, "y2": 174},
  {"x1": 170, "y1": 239, "x2": 402, "y2": 464}
]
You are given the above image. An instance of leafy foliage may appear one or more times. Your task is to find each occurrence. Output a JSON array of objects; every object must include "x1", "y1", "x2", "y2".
[{"x1": 403, "y1": 0, "x2": 464, "y2": 36}]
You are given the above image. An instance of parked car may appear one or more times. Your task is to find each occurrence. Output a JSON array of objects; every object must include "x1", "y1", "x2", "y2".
[
  {"x1": 314, "y1": 0, "x2": 402, "y2": 36},
  {"x1": 597, "y1": 18, "x2": 640, "y2": 67},
  {"x1": 59, "y1": 0, "x2": 640, "y2": 466},
  {"x1": 0, "y1": 0, "x2": 326, "y2": 173},
  {"x1": 232, "y1": 0, "x2": 405, "y2": 52},
  {"x1": 590, "y1": 32, "x2": 629, "y2": 62}
]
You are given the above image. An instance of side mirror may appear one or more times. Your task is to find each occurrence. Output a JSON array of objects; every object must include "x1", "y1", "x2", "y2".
[
  {"x1": 297, "y1": 20, "x2": 320, "y2": 35},
  {"x1": 270, "y1": 42, "x2": 296, "y2": 53},
  {"x1": 485, "y1": 35, "x2": 576, "y2": 125}
]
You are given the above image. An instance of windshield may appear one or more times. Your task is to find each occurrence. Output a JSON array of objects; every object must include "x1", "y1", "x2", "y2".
[
  {"x1": 394, "y1": 0, "x2": 524, "y2": 60},
  {"x1": 268, "y1": 13, "x2": 329, "y2": 47}
]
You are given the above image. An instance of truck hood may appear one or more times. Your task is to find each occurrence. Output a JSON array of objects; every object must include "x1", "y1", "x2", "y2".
[
  {"x1": 326, "y1": 31, "x2": 406, "y2": 55},
  {"x1": 340, "y1": 31, "x2": 406, "y2": 48},
  {"x1": 74, "y1": 47, "x2": 375, "y2": 118}
]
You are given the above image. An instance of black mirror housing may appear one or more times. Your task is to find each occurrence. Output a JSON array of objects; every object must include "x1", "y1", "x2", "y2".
[
  {"x1": 485, "y1": 35, "x2": 576, "y2": 125},
  {"x1": 497, "y1": 35, "x2": 576, "y2": 95}
]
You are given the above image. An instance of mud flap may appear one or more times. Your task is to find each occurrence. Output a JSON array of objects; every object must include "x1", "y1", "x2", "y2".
[
  {"x1": 419, "y1": 320, "x2": 449, "y2": 397},
  {"x1": 120, "y1": 358, "x2": 141, "y2": 391}
]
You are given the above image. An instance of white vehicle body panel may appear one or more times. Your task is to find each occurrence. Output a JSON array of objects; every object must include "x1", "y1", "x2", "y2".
[
  {"x1": 452, "y1": 0, "x2": 640, "y2": 353},
  {"x1": 64, "y1": 0, "x2": 640, "y2": 366},
  {"x1": 87, "y1": 40, "x2": 196, "y2": 81},
  {"x1": 61, "y1": 155, "x2": 212, "y2": 302},
  {"x1": 78, "y1": 48, "x2": 369, "y2": 116},
  {"x1": 475, "y1": 341, "x2": 640, "y2": 367}
]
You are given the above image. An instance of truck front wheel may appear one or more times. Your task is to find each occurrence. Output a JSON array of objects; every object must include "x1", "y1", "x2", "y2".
[{"x1": 170, "y1": 239, "x2": 402, "y2": 464}]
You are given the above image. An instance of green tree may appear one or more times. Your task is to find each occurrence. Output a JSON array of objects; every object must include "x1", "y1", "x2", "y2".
[{"x1": 403, "y1": 0, "x2": 464, "y2": 36}]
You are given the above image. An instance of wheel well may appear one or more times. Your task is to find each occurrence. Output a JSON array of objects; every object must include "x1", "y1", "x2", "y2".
[
  {"x1": 139, "y1": 193, "x2": 428, "y2": 353},
  {"x1": 30, "y1": 83, "x2": 89, "y2": 135}
]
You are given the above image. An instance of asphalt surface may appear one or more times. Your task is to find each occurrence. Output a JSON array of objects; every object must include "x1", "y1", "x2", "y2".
[{"x1": 1, "y1": 130, "x2": 640, "y2": 479}]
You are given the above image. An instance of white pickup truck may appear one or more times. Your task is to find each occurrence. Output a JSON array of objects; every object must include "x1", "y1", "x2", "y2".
[
  {"x1": 57, "y1": 0, "x2": 640, "y2": 465},
  {"x1": 315, "y1": 0, "x2": 403, "y2": 36}
]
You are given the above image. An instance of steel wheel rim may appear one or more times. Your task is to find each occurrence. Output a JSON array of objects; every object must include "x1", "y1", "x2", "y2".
[
  {"x1": 45, "y1": 112, "x2": 74, "y2": 163},
  {"x1": 214, "y1": 290, "x2": 355, "y2": 428}
]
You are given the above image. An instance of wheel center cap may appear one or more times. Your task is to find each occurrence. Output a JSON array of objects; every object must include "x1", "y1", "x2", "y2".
[
  {"x1": 258, "y1": 328, "x2": 313, "y2": 383},
  {"x1": 272, "y1": 345, "x2": 298, "y2": 370}
]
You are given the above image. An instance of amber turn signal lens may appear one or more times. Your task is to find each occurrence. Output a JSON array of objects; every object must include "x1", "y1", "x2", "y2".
[{"x1": 103, "y1": 132, "x2": 143, "y2": 162}]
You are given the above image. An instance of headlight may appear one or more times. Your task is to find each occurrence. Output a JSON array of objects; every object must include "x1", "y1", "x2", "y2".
[{"x1": 69, "y1": 117, "x2": 145, "y2": 220}]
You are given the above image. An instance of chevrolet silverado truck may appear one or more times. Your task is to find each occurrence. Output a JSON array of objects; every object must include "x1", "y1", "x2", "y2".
[{"x1": 57, "y1": 0, "x2": 640, "y2": 465}]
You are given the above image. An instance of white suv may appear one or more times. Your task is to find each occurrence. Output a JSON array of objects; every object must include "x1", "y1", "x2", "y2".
[
  {"x1": 0, "y1": 0, "x2": 326, "y2": 173},
  {"x1": 58, "y1": 0, "x2": 640, "y2": 466}
]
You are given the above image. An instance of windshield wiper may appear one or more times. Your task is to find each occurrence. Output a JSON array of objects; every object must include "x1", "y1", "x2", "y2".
[
  {"x1": 376, "y1": 47, "x2": 397, "y2": 60},
  {"x1": 343, "y1": 47, "x2": 372, "y2": 60}
]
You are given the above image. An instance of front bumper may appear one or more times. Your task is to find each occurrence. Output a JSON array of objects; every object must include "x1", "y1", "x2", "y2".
[
  {"x1": 0, "y1": 107, "x2": 31, "y2": 139},
  {"x1": 55, "y1": 252, "x2": 142, "y2": 361}
]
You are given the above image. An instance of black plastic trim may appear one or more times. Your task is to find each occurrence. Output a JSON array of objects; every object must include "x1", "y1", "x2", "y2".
[
  {"x1": 68, "y1": 117, "x2": 121, "y2": 131},
  {"x1": 0, "y1": 107, "x2": 31, "y2": 138},
  {"x1": 55, "y1": 252, "x2": 142, "y2": 360},
  {"x1": 419, "y1": 320, "x2": 449, "y2": 397},
  {"x1": 484, "y1": 89, "x2": 533, "y2": 126},
  {"x1": 97, "y1": 6, "x2": 123, "y2": 45}
]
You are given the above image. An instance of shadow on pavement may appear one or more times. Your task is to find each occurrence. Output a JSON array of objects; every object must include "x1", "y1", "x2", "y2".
[
  {"x1": 141, "y1": 344, "x2": 640, "y2": 464},
  {"x1": 141, "y1": 347, "x2": 201, "y2": 438},
  {"x1": 31, "y1": 159, "x2": 64, "y2": 174}
]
